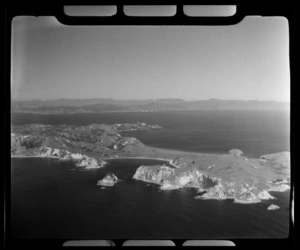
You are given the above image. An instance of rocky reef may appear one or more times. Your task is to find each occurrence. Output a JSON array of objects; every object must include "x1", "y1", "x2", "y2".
[{"x1": 97, "y1": 173, "x2": 118, "y2": 187}]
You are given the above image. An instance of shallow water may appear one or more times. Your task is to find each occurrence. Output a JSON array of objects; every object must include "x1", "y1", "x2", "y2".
[{"x1": 11, "y1": 158, "x2": 290, "y2": 239}]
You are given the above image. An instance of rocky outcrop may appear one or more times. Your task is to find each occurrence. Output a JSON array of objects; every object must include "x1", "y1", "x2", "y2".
[
  {"x1": 114, "y1": 122, "x2": 161, "y2": 132},
  {"x1": 267, "y1": 183, "x2": 290, "y2": 192},
  {"x1": 133, "y1": 164, "x2": 287, "y2": 204},
  {"x1": 38, "y1": 146, "x2": 70, "y2": 158},
  {"x1": 229, "y1": 149, "x2": 243, "y2": 157},
  {"x1": 11, "y1": 133, "x2": 46, "y2": 156},
  {"x1": 266, "y1": 178, "x2": 291, "y2": 192},
  {"x1": 70, "y1": 153, "x2": 84, "y2": 160},
  {"x1": 169, "y1": 157, "x2": 190, "y2": 168},
  {"x1": 134, "y1": 165, "x2": 220, "y2": 191},
  {"x1": 196, "y1": 181, "x2": 227, "y2": 200},
  {"x1": 233, "y1": 192, "x2": 261, "y2": 204},
  {"x1": 260, "y1": 152, "x2": 290, "y2": 176},
  {"x1": 133, "y1": 165, "x2": 175, "y2": 186},
  {"x1": 97, "y1": 173, "x2": 118, "y2": 187},
  {"x1": 75, "y1": 156, "x2": 106, "y2": 169},
  {"x1": 258, "y1": 190, "x2": 275, "y2": 200},
  {"x1": 31, "y1": 146, "x2": 107, "y2": 169},
  {"x1": 267, "y1": 204, "x2": 280, "y2": 210}
]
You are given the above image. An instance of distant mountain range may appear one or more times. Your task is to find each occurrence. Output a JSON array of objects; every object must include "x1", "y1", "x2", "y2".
[{"x1": 11, "y1": 98, "x2": 290, "y2": 113}]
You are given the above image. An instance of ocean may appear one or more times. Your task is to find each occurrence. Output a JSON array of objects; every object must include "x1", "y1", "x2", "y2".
[{"x1": 10, "y1": 110, "x2": 290, "y2": 239}]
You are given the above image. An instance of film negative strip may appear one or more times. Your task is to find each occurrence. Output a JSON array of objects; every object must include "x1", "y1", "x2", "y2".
[{"x1": 5, "y1": 2, "x2": 295, "y2": 248}]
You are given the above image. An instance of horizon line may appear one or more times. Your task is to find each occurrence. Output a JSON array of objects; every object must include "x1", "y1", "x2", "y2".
[{"x1": 11, "y1": 98, "x2": 290, "y2": 103}]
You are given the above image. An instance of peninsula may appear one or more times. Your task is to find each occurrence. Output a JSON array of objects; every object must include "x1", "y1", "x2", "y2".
[{"x1": 11, "y1": 122, "x2": 290, "y2": 204}]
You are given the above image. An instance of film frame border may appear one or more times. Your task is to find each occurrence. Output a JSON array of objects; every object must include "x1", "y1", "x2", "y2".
[{"x1": 4, "y1": 2, "x2": 295, "y2": 248}]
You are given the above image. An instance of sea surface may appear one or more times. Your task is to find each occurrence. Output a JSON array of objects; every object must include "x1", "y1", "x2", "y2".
[{"x1": 11, "y1": 110, "x2": 291, "y2": 239}]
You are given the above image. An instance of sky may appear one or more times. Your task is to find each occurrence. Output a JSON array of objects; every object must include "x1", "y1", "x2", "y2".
[{"x1": 11, "y1": 15, "x2": 290, "y2": 101}]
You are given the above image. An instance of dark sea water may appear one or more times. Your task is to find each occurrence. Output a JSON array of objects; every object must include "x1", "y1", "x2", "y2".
[
  {"x1": 11, "y1": 158, "x2": 290, "y2": 239},
  {"x1": 11, "y1": 110, "x2": 291, "y2": 239}
]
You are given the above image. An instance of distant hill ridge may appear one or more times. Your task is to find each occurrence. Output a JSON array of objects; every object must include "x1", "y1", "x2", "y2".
[{"x1": 11, "y1": 98, "x2": 290, "y2": 113}]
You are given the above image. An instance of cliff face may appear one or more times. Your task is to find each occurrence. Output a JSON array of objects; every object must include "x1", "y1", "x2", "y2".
[
  {"x1": 133, "y1": 160, "x2": 290, "y2": 204},
  {"x1": 38, "y1": 146, "x2": 107, "y2": 169},
  {"x1": 133, "y1": 165, "x2": 223, "y2": 191}
]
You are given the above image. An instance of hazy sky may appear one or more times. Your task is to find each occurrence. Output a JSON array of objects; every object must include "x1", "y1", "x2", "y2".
[{"x1": 11, "y1": 16, "x2": 290, "y2": 101}]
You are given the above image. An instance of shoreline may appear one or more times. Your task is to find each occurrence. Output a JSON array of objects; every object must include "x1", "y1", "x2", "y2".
[
  {"x1": 11, "y1": 155, "x2": 178, "y2": 168},
  {"x1": 11, "y1": 155, "x2": 59, "y2": 159},
  {"x1": 11, "y1": 121, "x2": 290, "y2": 207},
  {"x1": 104, "y1": 156, "x2": 177, "y2": 168},
  {"x1": 143, "y1": 145, "x2": 259, "y2": 159},
  {"x1": 10, "y1": 146, "x2": 286, "y2": 162},
  {"x1": 143, "y1": 145, "x2": 232, "y2": 157},
  {"x1": 11, "y1": 153, "x2": 291, "y2": 205}
]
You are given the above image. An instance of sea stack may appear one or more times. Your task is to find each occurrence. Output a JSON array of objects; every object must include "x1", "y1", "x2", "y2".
[{"x1": 97, "y1": 173, "x2": 118, "y2": 187}]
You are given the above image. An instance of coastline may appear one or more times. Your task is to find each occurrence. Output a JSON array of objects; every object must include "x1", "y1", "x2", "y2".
[
  {"x1": 11, "y1": 144, "x2": 290, "y2": 181},
  {"x1": 11, "y1": 149, "x2": 291, "y2": 205},
  {"x1": 142, "y1": 145, "x2": 230, "y2": 157},
  {"x1": 11, "y1": 122, "x2": 290, "y2": 205},
  {"x1": 140, "y1": 145, "x2": 259, "y2": 159},
  {"x1": 11, "y1": 155, "x2": 59, "y2": 159},
  {"x1": 105, "y1": 156, "x2": 177, "y2": 167},
  {"x1": 11, "y1": 155, "x2": 178, "y2": 168}
]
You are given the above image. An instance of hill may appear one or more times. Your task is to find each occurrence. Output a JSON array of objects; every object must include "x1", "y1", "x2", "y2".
[{"x1": 11, "y1": 98, "x2": 290, "y2": 113}]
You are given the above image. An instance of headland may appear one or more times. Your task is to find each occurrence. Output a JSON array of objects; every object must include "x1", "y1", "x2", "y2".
[{"x1": 11, "y1": 122, "x2": 290, "y2": 204}]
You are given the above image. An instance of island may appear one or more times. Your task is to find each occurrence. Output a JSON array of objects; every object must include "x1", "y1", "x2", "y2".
[
  {"x1": 11, "y1": 122, "x2": 290, "y2": 204},
  {"x1": 267, "y1": 204, "x2": 280, "y2": 210},
  {"x1": 97, "y1": 173, "x2": 118, "y2": 187}
]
